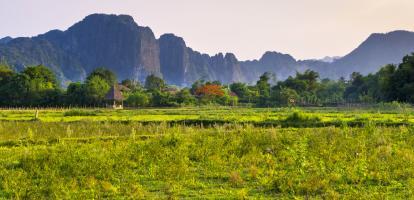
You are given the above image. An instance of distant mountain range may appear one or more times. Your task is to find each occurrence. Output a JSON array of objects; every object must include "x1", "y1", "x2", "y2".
[
  {"x1": 318, "y1": 56, "x2": 342, "y2": 63},
  {"x1": 1, "y1": 14, "x2": 414, "y2": 86},
  {"x1": 0, "y1": 36, "x2": 12, "y2": 44}
]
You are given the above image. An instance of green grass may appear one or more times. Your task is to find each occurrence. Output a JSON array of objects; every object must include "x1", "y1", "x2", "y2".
[
  {"x1": 0, "y1": 107, "x2": 414, "y2": 198},
  {"x1": 63, "y1": 109, "x2": 101, "y2": 117},
  {"x1": 0, "y1": 106, "x2": 414, "y2": 126}
]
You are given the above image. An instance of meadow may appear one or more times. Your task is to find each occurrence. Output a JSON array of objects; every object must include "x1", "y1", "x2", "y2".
[{"x1": 0, "y1": 106, "x2": 414, "y2": 199}]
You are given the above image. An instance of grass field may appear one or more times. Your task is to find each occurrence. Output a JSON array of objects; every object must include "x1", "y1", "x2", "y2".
[
  {"x1": 1, "y1": 105, "x2": 413, "y2": 125},
  {"x1": 1, "y1": 106, "x2": 414, "y2": 199}
]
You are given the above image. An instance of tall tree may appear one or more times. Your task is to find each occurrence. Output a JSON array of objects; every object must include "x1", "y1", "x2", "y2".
[
  {"x1": 21, "y1": 65, "x2": 61, "y2": 106},
  {"x1": 85, "y1": 76, "x2": 110, "y2": 105},
  {"x1": 66, "y1": 82, "x2": 87, "y2": 106},
  {"x1": 87, "y1": 67, "x2": 117, "y2": 86},
  {"x1": 256, "y1": 72, "x2": 271, "y2": 106},
  {"x1": 377, "y1": 64, "x2": 396, "y2": 101},
  {"x1": 126, "y1": 91, "x2": 150, "y2": 107},
  {"x1": 22, "y1": 65, "x2": 59, "y2": 90},
  {"x1": 176, "y1": 88, "x2": 196, "y2": 105},
  {"x1": 389, "y1": 53, "x2": 414, "y2": 102},
  {"x1": 317, "y1": 79, "x2": 346, "y2": 104},
  {"x1": 0, "y1": 73, "x2": 30, "y2": 106},
  {"x1": 145, "y1": 75, "x2": 165, "y2": 91},
  {"x1": 230, "y1": 82, "x2": 250, "y2": 102},
  {"x1": 0, "y1": 64, "x2": 14, "y2": 85}
]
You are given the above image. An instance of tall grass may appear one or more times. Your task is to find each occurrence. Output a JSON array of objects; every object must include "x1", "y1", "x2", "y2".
[
  {"x1": 63, "y1": 109, "x2": 101, "y2": 116},
  {"x1": 0, "y1": 121, "x2": 413, "y2": 198},
  {"x1": 0, "y1": 107, "x2": 413, "y2": 127}
]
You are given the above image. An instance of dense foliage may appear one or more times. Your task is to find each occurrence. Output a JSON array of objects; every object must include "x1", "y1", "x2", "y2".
[{"x1": 2, "y1": 53, "x2": 414, "y2": 107}]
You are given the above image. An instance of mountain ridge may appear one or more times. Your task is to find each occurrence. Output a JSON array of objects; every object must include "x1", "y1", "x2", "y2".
[
  {"x1": 0, "y1": 36, "x2": 12, "y2": 44},
  {"x1": 1, "y1": 14, "x2": 413, "y2": 86}
]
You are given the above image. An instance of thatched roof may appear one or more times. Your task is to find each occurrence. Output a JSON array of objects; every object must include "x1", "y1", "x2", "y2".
[
  {"x1": 118, "y1": 84, "x2": 131, "y2": 92},
  {"x1": 105, "y1": 84, "x2": 124, "y2": 101}
]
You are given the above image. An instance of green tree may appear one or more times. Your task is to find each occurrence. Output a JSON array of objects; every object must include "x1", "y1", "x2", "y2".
[
  {"x1": 85, "y1": 76, "x2": 110, "y2": 105},
  {"x1": 219, "y1": 93, "x2": 239, "y2": 106},
  {"x1": 256, "y1": 72, "x2": 271, "y2": 106},
  {"x1": 387, "y1": 54, "x2": 414, "y2": 102},
  {"x1": 279, "y1": 87, "x2": 299, "y2": 106},
  {"x1": 22, "y1": 65, "x2": 61, "y2": 106},
  {"x1": 296, "y1": 70, "x2": 320, "y2": 91},
  {"x1": 0, "y1": 63, "x2": 14, "y2": 85},
  {"x1": 66, "y1": 82, "x2": 87, "y2": 106},
  {"x1": 377, "y1": 64, "x2": 396, "y2": 101},
  {"x1": 22, "y1": 65, "x2": 59, "y2": 90},
  {"x1": 281, "y1": 70, "x2": 320, "y2": 94},
  {"x1": 126, "y1": 91, "x2": 150, "y2": 107},
  {"x1": 230, "y1": 82, "x2": 252, "y2": 103},
  {"x1": 145, "y1": 75, "x2": 165, "y2": 91},
  {"x1": 316, "y1": 79, "x2": 346, "y2": 105},
  {"x1": 344, "y1": 72, "x2": 365, "y2": 101},
  {"x1": 87, "y1": 67, "x2": 117, "y2": 86},
  {"x1": 151, "y1": 90, "x2": 176, "y2": 107},
  {"x1": 176, "y1": 88, "x2": 196, "y2": 106},
  {"x1": 342, "y1": 72, "x2": 382, "y2": 103},
  {"x1": 0, "y1": 73, "x2": 30, "y2": 106},
  {"x1": 190, "y1": 80, "x2": 205, "y2": 94}
]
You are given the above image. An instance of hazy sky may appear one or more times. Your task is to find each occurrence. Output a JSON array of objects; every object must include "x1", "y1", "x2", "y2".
[{"x1": 1, "y1": 0, "x2": 413, "y2": 60}]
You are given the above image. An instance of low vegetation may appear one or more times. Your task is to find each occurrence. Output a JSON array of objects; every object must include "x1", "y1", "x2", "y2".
[
  {"x1": 63, "y1": 109, "x2": 100, "y2": 117},
  {"x1": 0, "y1": 107, "x2": 413, "y2": 198},
  {"x1": 0, "y1": 120, "x2": 413, "y2": 198},
  {"x1": 282, "y1": 111, "x2": 322, "y2": 127},
  {"x1": 0, "y1": 106, "x2": 413, "y2": 125}
]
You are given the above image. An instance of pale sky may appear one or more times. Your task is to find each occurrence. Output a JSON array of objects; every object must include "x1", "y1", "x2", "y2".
[{"x1": 1, "y1": 0, "x2": 413, "y2": 60}]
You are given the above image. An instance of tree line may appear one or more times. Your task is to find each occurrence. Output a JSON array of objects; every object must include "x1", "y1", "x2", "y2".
[{"x1": 1, "y1": 53, "x2": 414, "y2": 108}]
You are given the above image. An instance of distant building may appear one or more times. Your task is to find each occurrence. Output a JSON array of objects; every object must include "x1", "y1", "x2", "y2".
[
  {"x1": 105, "y1": 84, "x2": 126, "y2": 109},
  {"x1": 163, "y1": 86, "x2": 179, "y2": 95}
]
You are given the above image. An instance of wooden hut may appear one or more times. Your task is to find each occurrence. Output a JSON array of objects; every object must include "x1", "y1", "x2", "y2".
[{"x1": 105, "y1": 84, "x2": 124, "y2": 109}]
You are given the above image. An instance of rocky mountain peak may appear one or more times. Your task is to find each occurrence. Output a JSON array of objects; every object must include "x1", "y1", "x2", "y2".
[
  {"x1": 224, "y1": 53, "x2": 238, "y2": 63},
  {"x1": 80, "y1": 14, "x2": 136, "y2": 27},
  {"x1": 260, "y1": 51, "x2": 296, "y2": 63},
  {"x1": 159, "y1": 33, "x2": 189, "y2": 85},
  {"x1": 159, "y1": 34, "x2": 186, "y2": 45},
  {"x1": 0, "y1": 36, "x2": 13, "y2": 44}
]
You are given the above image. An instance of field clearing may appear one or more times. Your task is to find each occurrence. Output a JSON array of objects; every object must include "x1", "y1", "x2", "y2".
[
  {"x1": 0, "y1": 107, "x2": 414, "y2": 198},
  {"x1": 0, "y1": 107, "x2": 413, "y2": 125}
]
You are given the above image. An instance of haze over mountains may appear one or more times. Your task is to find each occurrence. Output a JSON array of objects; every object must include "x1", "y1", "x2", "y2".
[{"x1": 1, "y1": 14, "x2": 414, "y2": 86}]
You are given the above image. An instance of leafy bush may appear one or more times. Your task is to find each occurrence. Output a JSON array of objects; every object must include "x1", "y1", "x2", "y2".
[
  {"x1": 126, "y1": 92, "x2": 150, "y2": 107},
  {"x1": 283, "y1": 111, "x2": 321, "y2": 126}
]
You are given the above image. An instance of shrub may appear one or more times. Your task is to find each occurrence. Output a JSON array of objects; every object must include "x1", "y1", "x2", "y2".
[
  {"x1": 229, "y1": 171, "x2": 244, "y2": 186},
  {"x1": 283, "y1": 111, "x2": 321, "y2": 127},
  {"x1": 195, "y1": 84, "x2": 225, "y2": 97},
  {"x1": 126, "y1": 92, "x2": 150, "y2": 107}
]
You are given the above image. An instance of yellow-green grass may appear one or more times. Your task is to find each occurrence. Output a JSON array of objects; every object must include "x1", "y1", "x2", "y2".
[
  {"x1": 0, "y1": 107, "x2": 413, "y2": 126},
  {"x1": 0, "y1": 121, "x2": 414, "y2": 198},
  {"x1": 0, "y1": 107, "x2": 414, "y2": 198}
]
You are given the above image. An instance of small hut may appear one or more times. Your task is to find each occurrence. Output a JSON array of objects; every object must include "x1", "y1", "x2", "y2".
[{"x1": 105, "y1": 84, "x2": 124, "y2": 109}]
